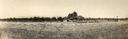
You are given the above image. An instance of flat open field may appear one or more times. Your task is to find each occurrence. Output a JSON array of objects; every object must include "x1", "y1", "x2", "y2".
[{"x1": 0, "y1": 21, "x2": 128, "y2": 39}]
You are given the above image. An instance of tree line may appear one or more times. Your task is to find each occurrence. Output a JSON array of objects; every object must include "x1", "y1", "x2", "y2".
[
  {"x1": 1, "y1": 12, "x2": 85, "y2": 22},
  {"x1": 1, "y1": 11, "x2": 128, "y2": 22},
  {"x1": 1, "y1": 17, "x2": 66, "y2": 22}
]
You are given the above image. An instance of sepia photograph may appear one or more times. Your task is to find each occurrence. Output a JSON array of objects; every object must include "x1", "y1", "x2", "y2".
[{"x1": 0, "y1": 0, "x2": 128, "y2": 39}]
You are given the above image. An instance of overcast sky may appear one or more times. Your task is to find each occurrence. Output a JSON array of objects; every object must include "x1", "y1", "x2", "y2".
[{"x1": 0, "y1": 0, "x2": 128, "y2": 18}]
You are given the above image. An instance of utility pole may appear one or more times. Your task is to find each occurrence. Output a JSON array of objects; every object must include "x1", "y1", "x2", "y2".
[{"x1": 116, "y1": 16, "x2": 118, "y2": 22}]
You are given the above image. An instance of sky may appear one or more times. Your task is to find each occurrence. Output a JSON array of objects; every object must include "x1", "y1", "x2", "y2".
[{"x1": 0, "y1": 0, "x2": 128, "y2": 18}]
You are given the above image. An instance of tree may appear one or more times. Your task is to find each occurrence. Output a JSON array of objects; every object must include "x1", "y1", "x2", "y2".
[
  {"x1": 77, "y1": 15, "x2": 85, "y2": 20},
  {"x1": 41, "y1": 17, "x2": 45, "y2": 21},
  {"x1": 51, "y1": 17, "x2": 56, "y2": 21},
  {"x1": 67, "y1": 11, "x2": 78, "y2": 20},
  {"x1": 63, "y1": 17, "x2": 67, "y2": 20},
  {"x1": 67, "y1": 13, "x2": 72, "y2": 19},
  {"x1": 33, "y1": 17, "x2": 39, "y2": 21},
  {"x1": 57, "y1": 17, "x2": 63, "y2": 22},
  {"x1": 72, "y1": 11, "x2": 78, "y2": 17},
  {"x1": 44, "y1": 17, "x2": 51, "y2": 21}
]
